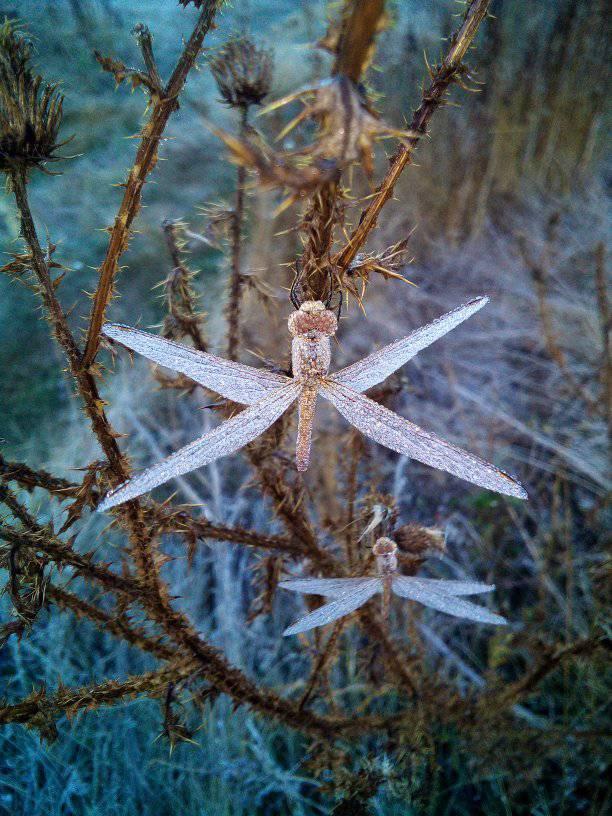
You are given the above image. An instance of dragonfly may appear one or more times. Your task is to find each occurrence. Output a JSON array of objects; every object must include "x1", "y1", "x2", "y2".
[
  {"x1": 97, "y1": 296, "x2": 527, "y2": 512},
  {"x1": 280, "y1": 537, "x2": 507, "y2": 636}
]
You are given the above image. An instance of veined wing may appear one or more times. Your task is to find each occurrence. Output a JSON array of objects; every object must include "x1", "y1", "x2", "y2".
[
  {"x1": 392, "y1": 577, "x2": 506, "y2": 625},
  {"x1": 103, "y1": 323, "x2": 290, "y2": 405},
  {"x1": 401, "y1": 577, "x2": 494, "y2": 596},
  {"x1": 280, "y1": 577, "x2": 380, "y2": 598},
  {"x1": 320, "y1": 380, "x2": 527, "y2": 499},
  {"x1": 97, "y1": 383, "x2": 300, "y2": 511},
  {"x1": 331, "y1": 297, "x2": 488, "y2": 393},
  {"x1": 283, "y1": 578, "x2": 380, "y2": 636}
]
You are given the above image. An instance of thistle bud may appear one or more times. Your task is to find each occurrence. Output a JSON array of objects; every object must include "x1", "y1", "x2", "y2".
[
  {"x1": 210, "y1": 36, "x2": 273, "y2": 109},
  {"x1": 393, "y1": 524, "x2": 445, "y2": 558},
  {"x1": 0, "y1": 21, "x2": 66, "y2": 175}
]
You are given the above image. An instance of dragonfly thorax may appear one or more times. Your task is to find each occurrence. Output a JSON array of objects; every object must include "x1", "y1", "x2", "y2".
[
  {"x1": 373, "y1": 537, "x2": 398, "y2": 576},
  {"x1": 289, "y1": 302, "x2": 337, "y2": 382},
  {"x1": 292, "y1": 335, "x2": 331, "y2": 381}
]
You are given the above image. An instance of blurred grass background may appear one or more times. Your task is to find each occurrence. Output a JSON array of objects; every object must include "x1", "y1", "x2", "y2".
[{"x1": 0, "y1": 1, "x2": 609, "y2": 814}]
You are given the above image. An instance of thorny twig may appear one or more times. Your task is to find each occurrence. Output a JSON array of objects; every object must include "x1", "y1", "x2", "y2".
[
  {"x1": 334, "y1": 0, "x2": 493, "y2": 274},
  {"x1": 82, "y1": 1, "x2": 223, "y2": 368}
]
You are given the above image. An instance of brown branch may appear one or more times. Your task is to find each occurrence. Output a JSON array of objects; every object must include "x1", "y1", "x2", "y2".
[
  {"x1": 334, "y1": 0, "x2": 492, "y2": 271},
  {"x1": 298, "y1": 0, "x2": 388, "y2": 301},
  {"x1": 477, "y1": 636, "x2": 610, "y2": 719},
  {"x1": 298, "y1": 620, "x2": 346, "y2": 710},
  {"x1": 9, "y1": 167, "x2": 133, "y2": 480},
  {"x1": 0, "y1": 656, "x2": 405, "y2": 738},
  {"x1": 332, "y1": 0, "x2": 386, "y2": 82},
  {"x1": 0, "y1": 664, "x2": 198, "y2": 728},
  {"x1": 82, "y1": 1, "x2": 222, "y2": 368},
  {"x1": 161, "y1": 220, "x2": 207, "y2": 351},
  {"x1": 46, "y1": 584, "x2": 174, "y2": 660},
  {"x1": 0, "y1": 454, "x2": 79, "y2": 498},
  {"x1": 226, "y1": 104, "x2": 248, "y2": 361},
  {"x1": 0, "y1": 523, "x2": 144, "y2": 601}
]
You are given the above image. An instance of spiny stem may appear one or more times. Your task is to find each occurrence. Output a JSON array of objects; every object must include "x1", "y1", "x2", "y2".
[
  {"x1": 0, "y1": 664, "x2": 198, "y2": 727},
  {"x1": 227, "y1": 104, "x2": 249, "y2": 360},
  {"x1": 332, "y1": 0, "x2": 385, "y2": 81},
  {"x1": 298, "y1": 0, "x2": 388, "y2": 301},
  {"x1": 82, "y1": 1, "x2": 222, "y2": 368},
  {"x1": 334, "y1": 0, "x2": 492, "y2": 272}
]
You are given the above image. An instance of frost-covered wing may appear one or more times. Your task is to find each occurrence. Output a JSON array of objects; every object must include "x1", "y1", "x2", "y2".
[
  {"x1": 401, "y1": 577, "x2": 494, "y2": 596},
  {"x1": 331, "y1": 298, "x2": 488, "y2": 393},
  {"x1": 103, "y1": 323, "x2": 290, "y2": 405},
  {"x1": 280, "y1": 577, "x2": 379, "y2": 598},
  {"x1": 283, "y1": 579, "x2": 380, "y2": 636},
  {"x1": 97, "y1": 383, "x2": 300, "y2": 511},
  {"x1": 320, "y1": 380, "x2": 527, "y2": 499},
  {"x1": 392, "y1": 577, "x2": 506, "y2": 625}
]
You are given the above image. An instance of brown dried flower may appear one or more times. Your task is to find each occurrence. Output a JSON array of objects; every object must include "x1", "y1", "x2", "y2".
[
  {"x1": 210, "y1": 36, "x2": 273, "y2": 109},
  {"x1": 262, "y1": 75, "x2": 419, "y2": 177},
  {"x1": 0, "y1": 21, "x2": 66, "y2": 174}
]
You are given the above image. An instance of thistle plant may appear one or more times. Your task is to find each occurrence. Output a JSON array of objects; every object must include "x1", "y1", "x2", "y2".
[
  {"x1": 210, "y1": 35, "x2": 273, "y2": 110},
  {"x1": 0, "y1": 20, "x2": 66, "y2": 177},
  {"x1": 209, "y1": 35, "x2": 273, "y2": 361},
  {"x1": 1, "y1": 1, "x2": 607, "y2": 810}
]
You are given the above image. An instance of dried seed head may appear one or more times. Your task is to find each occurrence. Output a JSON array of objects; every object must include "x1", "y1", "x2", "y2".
[
  {"x1": 0, "y1": 21, "x2": 66, "y2": 174},
  {"x1": 210, "y1": 36, "x2": 273, "y2": 109},
  {"x1": 288, "y1": 301, "x2": 338, "y2": 337},
  {"x1": 394, "y1": 524, "x2": 445, "y2": 558}
]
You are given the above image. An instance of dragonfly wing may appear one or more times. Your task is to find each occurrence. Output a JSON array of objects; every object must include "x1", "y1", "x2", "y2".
[
  {"x1": 408, "y1": 578, "x2": 495, "y2": 596},
  {"x1": 280, "y1": 577, "x2": 380, "y2": 598},
  {"x1": 331, "y1": 298, "x2": 488, "y2": 393},
  {"x1": 392, "y1": 577, "x2": 506, "y2": 625},
  {"x1": 103, "y1": 323, "x2": 290, "y2": 405},
  {"x1": 97, "y1": 383, "x2": 300, "y2": 511},
  {"x1": 283, "y1": 578, "x2": 380, "y2": 636},
  {"x1": 319, "y1": 381, "x2": 527, "y2": 499}
]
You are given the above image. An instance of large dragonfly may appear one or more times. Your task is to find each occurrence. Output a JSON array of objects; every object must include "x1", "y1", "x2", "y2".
[
  {"x1": 281, "y1": 537, "x2": 506, "y2": 636},
  {"x1": 97, "y1": 297, "x2": 527, "y2": 511}
]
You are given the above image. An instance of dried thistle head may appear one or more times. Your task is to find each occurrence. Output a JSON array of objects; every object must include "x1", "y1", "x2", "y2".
[
  {"x1": 0, "y1": 20, "x2": 66, "y2": 175},
  {"x1": 262, "y1": 75, "x2": 419, "y2": 177},
  {"x1": 393, "y1": 524, "x2": 445, "y2": 558},
  {"x1": 210, "y1": 36, "x2": 273, "y2": 109},
  {"x1": 342, "y1": 237, "x2": 415, "y2": 301}
]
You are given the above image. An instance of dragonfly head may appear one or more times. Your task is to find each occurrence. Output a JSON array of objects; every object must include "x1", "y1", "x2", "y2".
[
  {"x1": 288, "y1": 300, "x2": 338, "y2": 339},
  {"x1": 373, "y1": 537, "x2": 398, "y2": 575}
]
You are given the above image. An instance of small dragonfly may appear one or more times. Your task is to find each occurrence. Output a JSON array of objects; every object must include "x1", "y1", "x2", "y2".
[
  {"x1": 97, "y1": 296, "x2": 527, "y2": 511},
  {"x1": 280, "y1": 537, "x2": 507, "y2": 636}
]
